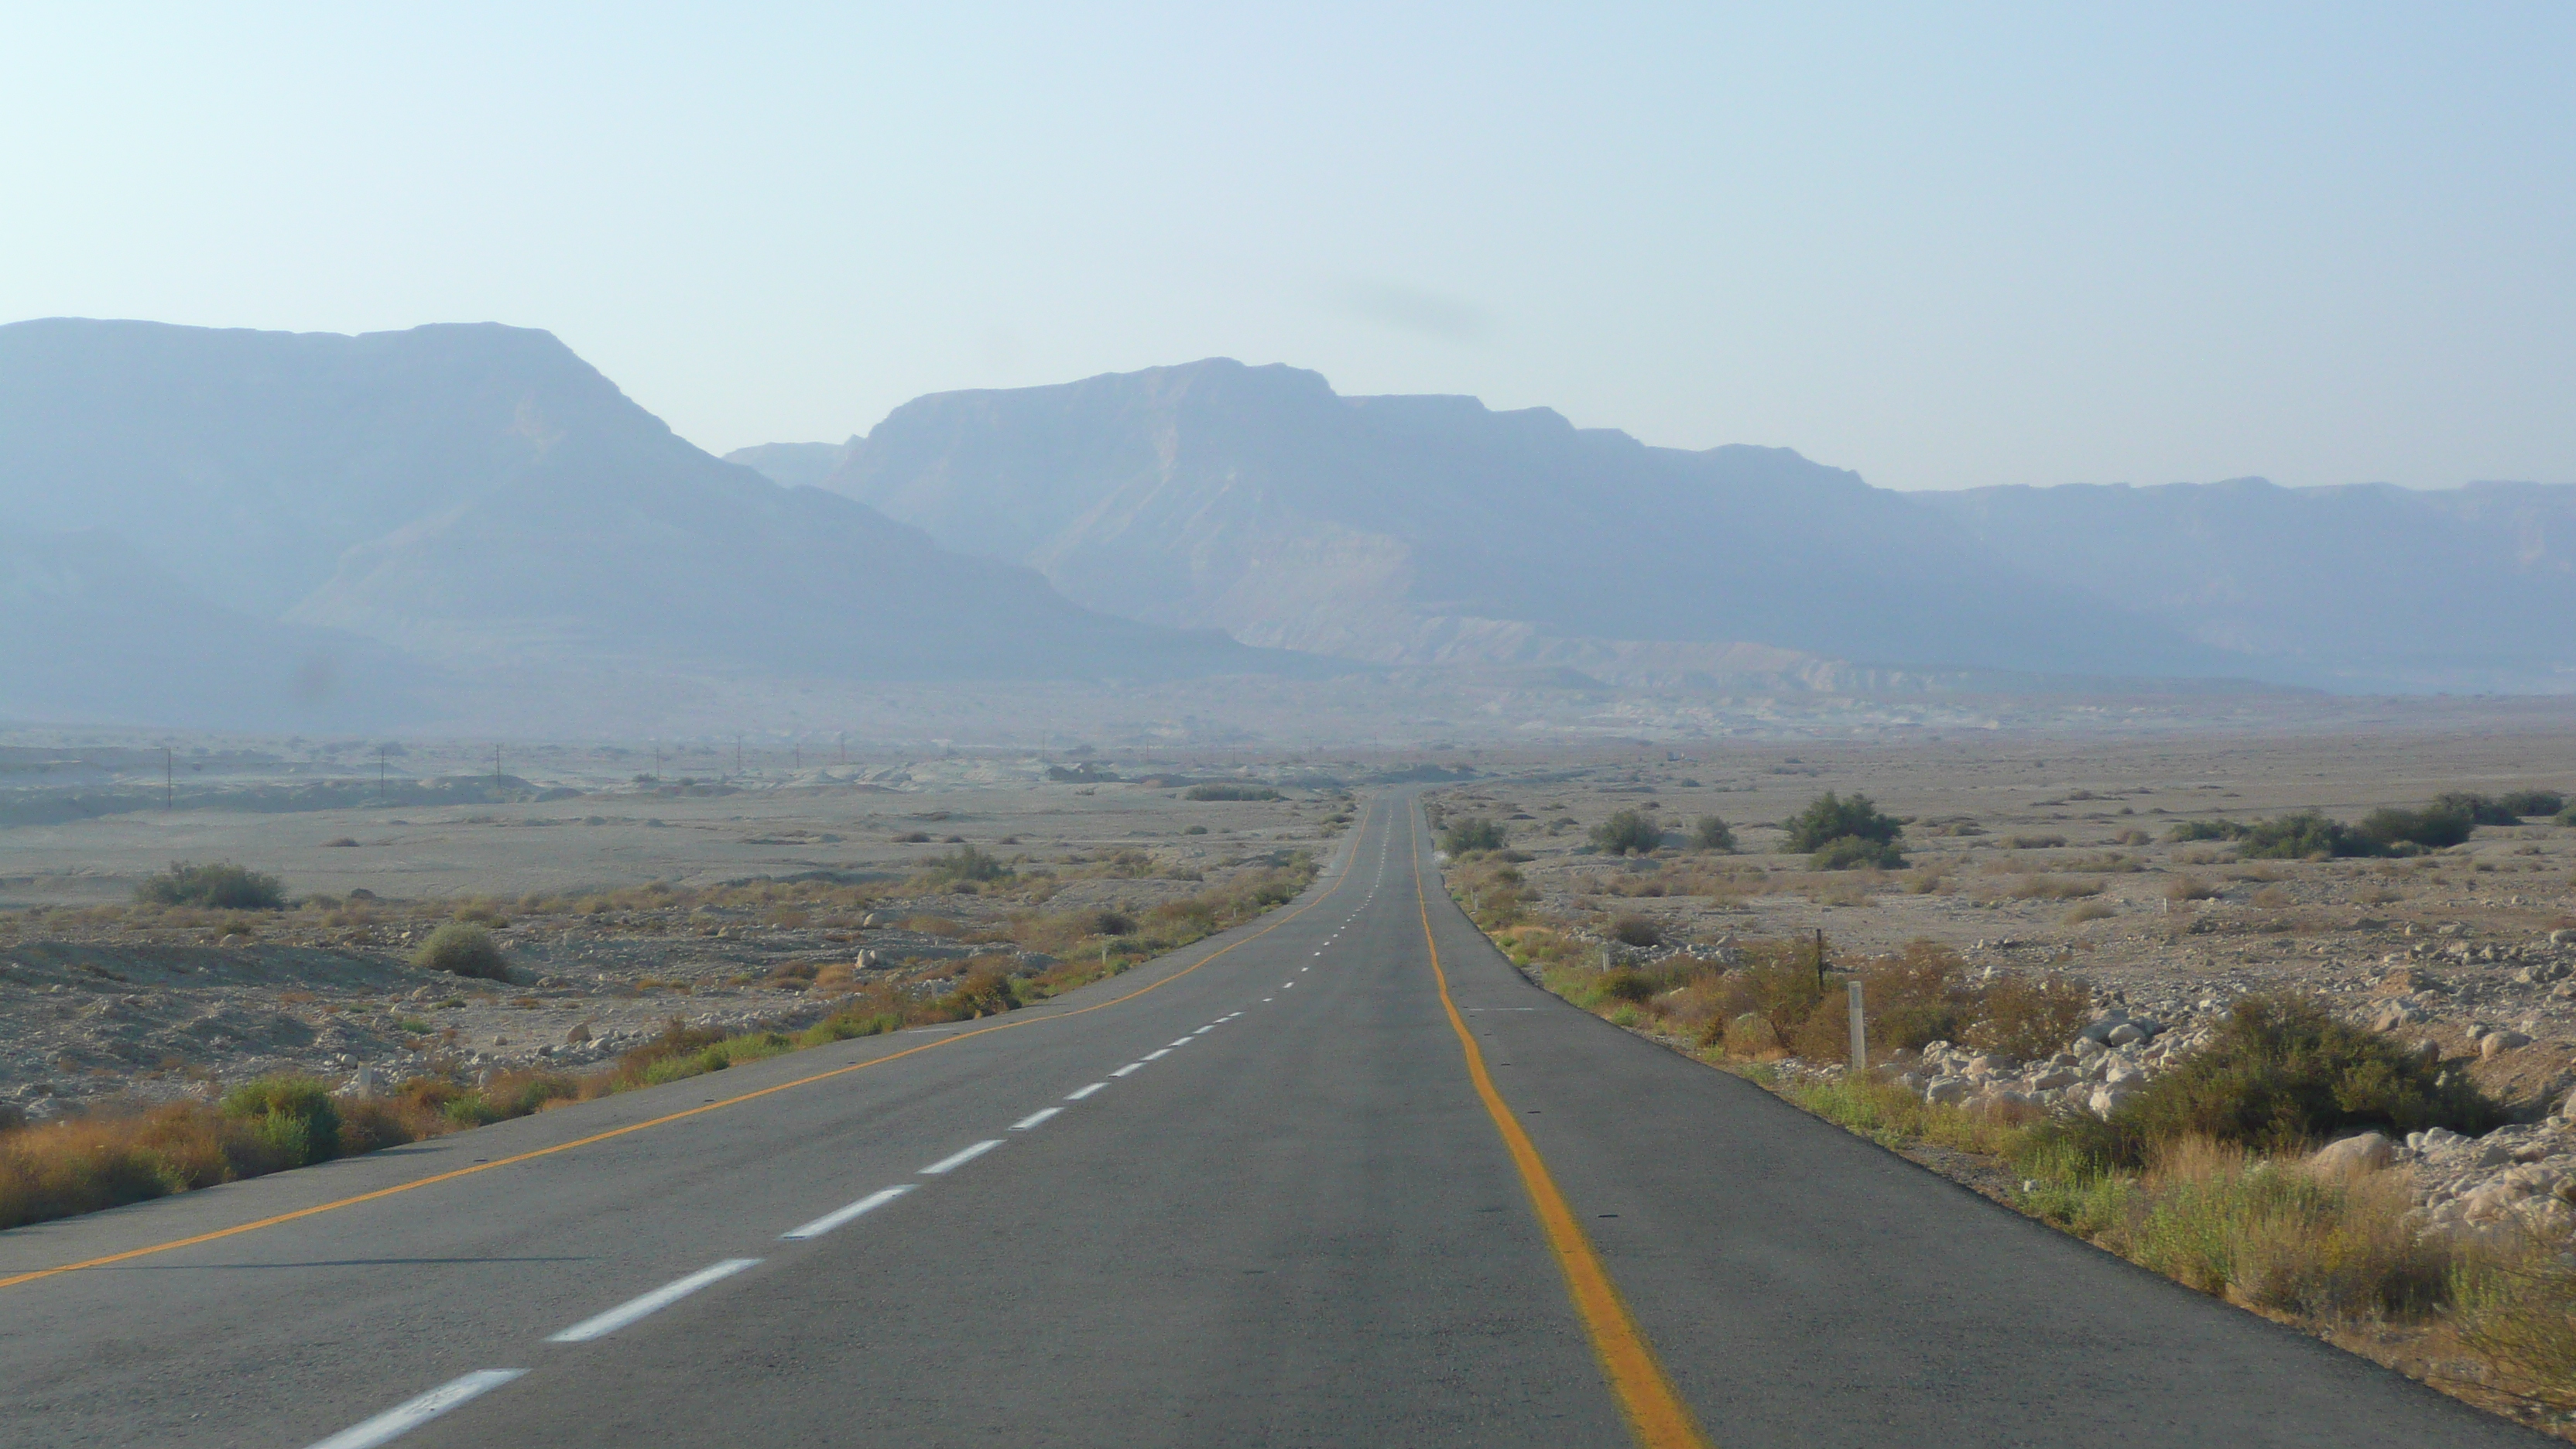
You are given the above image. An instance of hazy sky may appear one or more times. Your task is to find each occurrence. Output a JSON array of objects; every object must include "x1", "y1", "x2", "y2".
[{"x1": 5, "y1": 5, "x2": 2569, "y2": 491}]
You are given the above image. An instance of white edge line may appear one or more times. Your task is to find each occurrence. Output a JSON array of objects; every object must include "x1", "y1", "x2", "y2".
[
  {"x1": 1066, "y1": 1082, "x2": 1108, "y2": 1099},
  {"x1": 1167, "y1": 1037, "x2": 1194, "y2": 1048},
  {"x1": 920, "y1": 1139, "x2": 1004, "y2": 1175},
  {"x1": 781, "y1": 1185, "x2": 913, "y2": 1241},
  {"x1": 1011, "y1": 1107, "x2": 1062, "y2": 1131},
  {"x1": 1112, "y1": 1062, "x2": 1145, "y2": 1076},
  {"x1": 303, "y1": 1369, "x2": 527, "y2": 1449},
  {"x1": 546, "y1": 1258, "x2": 762, "y2": 1344}
]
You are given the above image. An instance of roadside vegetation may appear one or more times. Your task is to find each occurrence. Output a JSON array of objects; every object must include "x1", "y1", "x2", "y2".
[
  {"x1": 2168, "y1": 789, "x2": 2570, "y2": 859},
  {"x1": 0, "y1": 852, "x2": 1317, "y2": 1233},
  {"x1": 1439, "y1": 852, "x2": 2576, "y2": 1428},
  {"x1": 134, "y1": 861, "x2": 286, "y2": 910}
]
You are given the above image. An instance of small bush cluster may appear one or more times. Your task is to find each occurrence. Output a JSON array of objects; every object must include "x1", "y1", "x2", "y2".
[
  {"x1": 922, "y1": 845, "x2": 1010, "y2": 885},
  {"x1": 135, "y1": 862, "x2": 286, "y2": 910},
  {"x1": 1783, "y1": 792, "x2": 1905, "y2": 869},
  {"x1": 1182, "y1": 783, "x2": 1282, "y2": 801},
  {"x1": 1588, "y1": 809, "x2": 1662, "y2": 856},
  {"x1": 2047, "y1": 995, "x2": 2502, "y2": 1168},
  {"x1": 1442, "y1": 817, "x2": 1509, "y2": 855},
  {"x1": 413, "y1": 922, "x2": 509, "y2": 980},
  {"x1": 1690, "y1": 815, "x2": 1737, "y2": 852}
]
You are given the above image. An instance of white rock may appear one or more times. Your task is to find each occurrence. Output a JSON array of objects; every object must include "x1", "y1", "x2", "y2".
[
  {"x1": 2105, "y1": 1023, "x2": 2147, "y2": 1046},
  {"x1": 1924, "y1": 1076, "x2": 1971, "y2": 1105},
  {"x1": 2311, "y1": 1132, "x2": 2395, "y2": 1173},
  {"x1": 2102, "y1": 1059, "x2": 2146, "y2": 1087},
  {"x1": 2029, "y1": 1066, "x2": 2081, "y2": 1091}
]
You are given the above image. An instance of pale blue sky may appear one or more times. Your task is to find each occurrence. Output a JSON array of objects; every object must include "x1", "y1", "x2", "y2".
[{"x1": 4, "y1": 4, "x2": 2568, "y2": 490}]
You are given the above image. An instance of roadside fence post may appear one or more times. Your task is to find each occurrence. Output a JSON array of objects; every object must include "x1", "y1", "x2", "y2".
[{"x1": 1847, "y1": 979, "x2": 1867, "y2": 1075}]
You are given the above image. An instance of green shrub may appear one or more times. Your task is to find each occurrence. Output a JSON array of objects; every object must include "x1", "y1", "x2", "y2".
[
  {"x1": 2496, "y1": 789, "x2": 2565, "y2": 818},
  {"x1": 1589, "y1": 968, "x2": 1656, "y2": 1005},
  {"x1": 1442, "y1": 817, "x2": 1509, "y2": 855},
  {"x1": 923, "y1": 846, "x2": 1009, "y2": 883},
  {"x1": 1690, "y1": 815, "x2": 1737, "y2": 852},
  {"x1": 218, "y1": 1076, "x2": 340, "y2": 1166},
  {"x1": 2238, "y1": 810, "x2": 2373, "y2": 859},
  {"x1": 2560, "y1": 807, "x2": 2576, "y2": 828},
  {"x1": 2356, "y1": 804, "x2": 2474, "y2": 851},
  {"x1": 1589, "y1": 809, "x2": 1663, "y2": 855},
  {"x1": 2166, "y1": 820, "x2": 2248, "y2": 843},
  {"x1": 1184, "y1": 783, "x2": 1282, "y2": 801},
  {"x1": 2064, "y1": 994, "x2": 2502, "y2": 1166},
  {"x1": 1782, "y1": 793, "x2": 1902, "y2": 852},
  {"x1": 413, "y1": 922, "x2": 509, "y2": 980},
  {"x1": 1609, "y1": 915, "x2": 1663, "y2": 947},
  {"x1": 136, "y1": 862, "x2": 285, "y2": 910},
  {"x1": 1811, "y1": 835, "x2": 1905, "y2": 871},
  {"x1": 1961, "y1": 975, "x2": 2092, "y2": 1060},
  {"x1": 800, "y1": 1011, "x2": 902, "y2": 1046}
]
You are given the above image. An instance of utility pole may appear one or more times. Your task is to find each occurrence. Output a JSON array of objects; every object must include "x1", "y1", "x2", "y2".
[
  {"x1": 1814, "y1": 927, "x2": 1829, "y2": 994},
  {"x1": 838, "y1": 731, "x2": 846, "y2": 766},
  {"x1": 378, "y1": 745, "x2": 387, "y2": 802},
  {"x1": 494, "y1": 743, "x2": 503, "y2": 793},
  {"x1": 165, "y1": 748, "x2": 173, "y2": 813},
  {"x1": 736, "y1": 734, "x2": 744, "y2": 776}
]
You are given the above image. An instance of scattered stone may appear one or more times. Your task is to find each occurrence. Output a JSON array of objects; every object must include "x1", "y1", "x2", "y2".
[{"x1": 2311, "y1": 1132, "x2": 2394, "y2": 1173}]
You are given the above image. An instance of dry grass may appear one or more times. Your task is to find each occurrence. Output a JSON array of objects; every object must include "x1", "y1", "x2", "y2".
[
  {"x1": 2166, "y1": 875, "x2": 2225, "y2": 902},
  {"x1": 2009, "y1": 874, "x2": 2104, "y2": 900}
]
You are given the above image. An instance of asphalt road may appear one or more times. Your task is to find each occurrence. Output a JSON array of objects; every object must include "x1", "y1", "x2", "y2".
[{"x1": 0, "y1": 794, "x2": 2541, "y2": 1447}]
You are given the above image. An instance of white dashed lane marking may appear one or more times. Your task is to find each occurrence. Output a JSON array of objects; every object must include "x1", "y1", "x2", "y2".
[
  {"x1": 920, "y1": 1140, "x2": 1002, "y2": 1176},
  {"x1": 1011, "y1": 1108, "x2": 1061, "y2": 1131},
  {"x1": 1066, "y1": 1082, "x2": 1108, "y2": 1100},
  {"x1": 303, "y1": 1370, "x2": 527, "y2": 1449},
  {"x1": 781, "y1": 1186, "x2": 913, "y2": 1241},
  {"x1": 546, "y1": 1259, "x2": 762, "y2": 1343}
]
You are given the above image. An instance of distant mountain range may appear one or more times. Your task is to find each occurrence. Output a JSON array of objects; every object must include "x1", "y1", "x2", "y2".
[
  {"x1": 7, "y1": 321, "x2": 2564, "y2": 734},
  {"x1": 0, "y1": 320, "x2": 1286, "y2": 729},
  {"x1": 750, "y1": 359, "x2": 2571, "y2": 693}
]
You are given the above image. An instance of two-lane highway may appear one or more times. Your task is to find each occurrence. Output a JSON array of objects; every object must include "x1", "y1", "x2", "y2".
[{"x1": 0, "y1": 796, "x2": 2543, "y2": 1446}]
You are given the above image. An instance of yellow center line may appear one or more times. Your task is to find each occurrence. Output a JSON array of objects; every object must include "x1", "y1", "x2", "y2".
[
  {"x1": 0, "y1": 809, "x2": 1378, "y2": 1291},
  {"x1": 1407, "y1": 808, "x2": 1713, "y2": 1449}
]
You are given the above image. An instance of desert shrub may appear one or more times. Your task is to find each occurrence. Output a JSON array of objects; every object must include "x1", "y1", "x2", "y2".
[
  {"x1": 2166, "y1": 820, "x2": 2248, "y2": 843},
  {"x1": 801, "y1": 1010, "x2": 903, "y2": 1046},
  {"x1": 136, "y1": 861, "x2": 285, "y2": 910},
  {"x1": 2166, "y1": 876, "x2": 2223, "y2": 902},
  {"x1": 2356, "y1": 804, "x2": 2474, "y2": 851},
  {"x1": 1609, "y1": 915, "x2": 1663, "y2": 947},
  {"x1": 1962, "y1": 975, "x2": 2092, "y2": 1060},
  {"x1": 1184, "y1": 783, "x2": 1281, "y2": 801},
  {"x1": 1856, "y1": 941, "x2": 1978, "y2": 1053},
  {"x1": 2237, "y1": 810, "x2": 2372, "y2": 860},
  {"x1": 2065, "y1": 901, "x2": 2116, "y2": 923},
  {"x1": 2434, "y1": 791, "x2": 2521, "y2": 827},
  {"x1": 2098, "y1": 1138, "x2": 2458, "y2": 1320},
  {"x1": 2069, "y1": 995, "x2": 2502, "y2": 1166},
  {"x1": 2009, "y1": 875, "x2": 2101, "y2": 899},
  {"x1": 1442, "y1": 817, "x2": 1509, "y2": 855},
  {"x1": 923, "y1": 846, "x2": 1009, "y2": 884},
  {"x1": 2559, "y1": 807, "x2": 2576, "y2": 828},
  {"x1": 1690, "y1": 815, "x2": 1738, "y2": 852},
  {"x1": 2461, "y1": 1235, "x2": 2576, "y2": 1404},
  {"x1": 1782, "y1": 793, "x2": 1903, "y2": 852},
  {"x1": 2000, "y1": 834, "x2": 2067, "y2": 851},
  {"x1": 1589, "y1": 809, "x2": 1662, "y2": 855},
  {"x1": 413, "y1": 922, "x2": 509, "y2": 980},
  {"x1": 931, "y1": 966, "x2": 1021, "y2": 1020},
  {"x1": 1598, "y1": 968, "x2": 1659, "y2": 1004},
  {"x1": 219, "y1": 1076, "x2": 341, "y2": 1166},
  {"x1": 2496, "y1": 789, "x2": 2566, "y2": 819},
  {"x1": 1811, "y1": 835, "x2": 1904, "y2": 871}
]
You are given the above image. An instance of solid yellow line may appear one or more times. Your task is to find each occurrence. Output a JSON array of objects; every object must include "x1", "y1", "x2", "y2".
[
  {"x1": 0, "y1": 810, "x2": 1375, "y2": 1291},
  {"x1": 1407, "y1": 809, "x2": 1712, "y2": 1449}
]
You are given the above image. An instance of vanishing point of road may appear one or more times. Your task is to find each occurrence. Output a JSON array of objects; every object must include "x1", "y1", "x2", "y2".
[{"x1": 0, "y1": 795, "x2": 2540, "y2": 1447}]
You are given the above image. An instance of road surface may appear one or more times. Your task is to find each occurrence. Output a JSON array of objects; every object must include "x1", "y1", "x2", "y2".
[{"x1": 0, "y1": 794, "x2": 2538, "y2": 1447}]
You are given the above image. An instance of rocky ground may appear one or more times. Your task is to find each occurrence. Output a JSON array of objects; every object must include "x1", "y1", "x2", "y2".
[
  {"x1": 0, "y1": 759, "x2": 1352, "y2": 1123},
  {"x1": 1427, "y1": 724, "x2": 2576, "y2": 1227}
]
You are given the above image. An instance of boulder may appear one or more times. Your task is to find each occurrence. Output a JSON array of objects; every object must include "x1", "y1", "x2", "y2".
[
  {"x1": 2480, "y1": 1029, "x2": 2533, "y2": 1059},
  {"x1": 2028, "y1": 1066, "x2": 2081, "y2": 1091},
  {"x1": 2105, "y1": 1023, "x2": 2147, "y2": 1046},
  {"x1": 1924, "y1": 1076, "x2": 1971, "y2": 1105},
  {"x1": 2311, "y1": 1132, "x2": 2394, "y2": 1173}
]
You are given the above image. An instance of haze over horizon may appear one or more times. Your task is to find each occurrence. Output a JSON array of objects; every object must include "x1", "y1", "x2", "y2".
[{"x1": 4, "y1": 5, "x2": 2570, "y2": 492}]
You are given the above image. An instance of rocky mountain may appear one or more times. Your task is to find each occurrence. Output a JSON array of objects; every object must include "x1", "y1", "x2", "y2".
[
  {"x1": 803, "y1": 359, "x2": 2237, "y2": 687},
  {"x1": 0, "y1": 527, "x2": 421, "y2": 729},
  {"x1": 1915, "y1": 480, "x2": 2576, "y2": 692},
  {"x1": 0, "y1": 320, "x2": 1285, "y2": 729}
]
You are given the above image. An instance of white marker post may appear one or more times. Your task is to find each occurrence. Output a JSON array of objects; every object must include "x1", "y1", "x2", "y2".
[{"x1": 1846, "y1": 979, "x2": 1867, "y2": 1075}]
